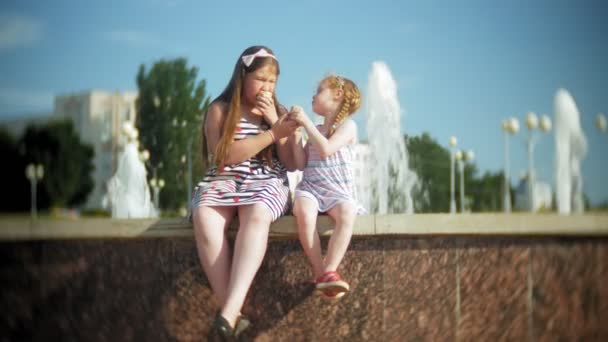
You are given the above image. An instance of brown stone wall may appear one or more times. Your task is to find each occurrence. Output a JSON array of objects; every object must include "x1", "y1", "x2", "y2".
[{"x1": 1, "y1": 236, "x2": 607, "y2": 341}]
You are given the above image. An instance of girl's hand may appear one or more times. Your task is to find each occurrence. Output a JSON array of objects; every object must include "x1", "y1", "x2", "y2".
[
  {"x1": 287, "y1": 105, "x2": 310, "y2": 127},
  {"x1": 271, "y1": 113, "x2": 299, "y2": 140},
  {"x1": 253, "y1": 93, "x2": 279, "y2": 124}
]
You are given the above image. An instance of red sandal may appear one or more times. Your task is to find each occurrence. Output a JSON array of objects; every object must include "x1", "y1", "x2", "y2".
[{"x1": 315, "y1": 271, "x2": 349, "y2": 297}]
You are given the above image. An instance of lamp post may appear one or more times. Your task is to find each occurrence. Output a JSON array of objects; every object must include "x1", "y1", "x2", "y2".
[
  {"x1": 140, "y1": 149, "x2": 150, "y2": 166},
  {"x1": 141, "y1": 148, "x2": 165, "y2": 207},
  {"x1": 448, "y1": 136, "x2": 458, "y2": 214},
  {"x1": 501, "y1": 117, "x2": 519, "y2": 213},
  {"x1": 455, "y1": 149, "x2": 475, "y2": 213},
  {"x1": 25, "y1": 163, "x2": 44, "y2": 220},
  {"x1": 149, "y1": 177, "x2": 165, "y2": 210},
  {"x1": 186, "y1": 136, "x2": 193, "y2": 205},
  {"x1": 174, "y1": 118, "x2": 194, "y2": 207},
  {"x1": 525, "y1": 112, "x2": 552, "y2": 212},
  {"x1": 597, "y1": 113, "x2": 607, "y2": 133}
]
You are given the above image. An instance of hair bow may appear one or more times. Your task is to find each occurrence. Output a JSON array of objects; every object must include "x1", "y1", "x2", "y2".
[{"x1": 241, "y1": 49, "x2": 277, "y2": 67}]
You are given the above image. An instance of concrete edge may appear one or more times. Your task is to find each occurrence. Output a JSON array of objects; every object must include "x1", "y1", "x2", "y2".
[{"x1": 0, "y1": 213, "x2": 607, "y2": 241}]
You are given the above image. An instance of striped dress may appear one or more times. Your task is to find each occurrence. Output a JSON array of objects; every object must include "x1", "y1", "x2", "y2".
[
  {"x1": 190, "y1": 117, "x2": 290, "y2": 222},
  {"x1": 295, "y1": 122, "x2": 364, "y2": 214}
]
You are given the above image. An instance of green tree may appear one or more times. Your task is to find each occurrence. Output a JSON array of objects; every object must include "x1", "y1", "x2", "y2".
[
  {"x1": 136, "y1": 58, "x2": 211, "y2": 210},
  {"x1": 19, "y1": 119, "x2": 95, "y2": 208},
  {"x1": 468, "y1": 171, "x2": 505, "y2": 212},
  {"x1": 0, "y1": 127, "x2": 30, "y2": 212},
  {"x1": 406, "y1": 132, "x2": 480, "y2": 213},
  {"x1": 406, "y1": 133, "x2": 451, "y2": 212}
]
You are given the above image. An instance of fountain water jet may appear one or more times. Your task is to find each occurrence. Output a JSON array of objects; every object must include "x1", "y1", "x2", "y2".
[
  {"x1": 365, "y1": 61, "x2": 418, "y2": 214},
  {"x1": 106, "y1": 123, "x2": 158, "y2": 218},
  {"x1": 554, "y1": 88, "x2": 587, "y2": 214}
]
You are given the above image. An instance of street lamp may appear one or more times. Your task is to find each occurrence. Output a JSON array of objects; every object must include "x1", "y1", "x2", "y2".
[
  {"x1": 448, "y1": 136, "x2": 458, "y2": 214},
  {"x1": 149, "y1": 177, "x2": 165, "y2": 210},
  {"x1": 25, "y1": 163, "x2": 44, "y2": 220},
  {"x1": 173, "y1": 118, "x2": 195, "y2": 207},
  {"x1": 597, "y1": 113, "x2": 607, "y2": 133},
  {"x1": 501, "y1": 117, "x2": 519, "y2": 213},
  {"x1": 139, "y1": 150, "x2": 165, "y2": 209},
  {"x1": 525, "y1": 112, "x2": 552, "y2": 212},
  {"x1": 455, "y1": 149, "x2": 475, "y2": 213},
  {"x1": 140, "y1": 149, "x2": 150, "y2": 162}
]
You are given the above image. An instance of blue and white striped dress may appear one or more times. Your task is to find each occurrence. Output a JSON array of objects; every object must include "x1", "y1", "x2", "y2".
[
  {"x1": 190, "y1": 117, "x2": 290, "y2": 221},
  {"x1": 294, "y1": 121, "x2": 365, "y2": 214}
]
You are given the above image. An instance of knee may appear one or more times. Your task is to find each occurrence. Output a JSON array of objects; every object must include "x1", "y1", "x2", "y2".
[
  {"x1": 193, "y1": 219, "x2": 215, "y2": 247},
  {"x1": 334, "y1": 205, "x2": 357, "y2": 227},
  {"x1": 293, "y1": 202, "x2": 316, "y2": 226},
  {"x1": 292, "y1": 201, "x2": 306, "y2": 218},
  {"x1": 192, "y1": 209, "x2": 222, "y2": 247},
  {"x1": 239, "y1": 210, "x2": 271, "y2": 233}
]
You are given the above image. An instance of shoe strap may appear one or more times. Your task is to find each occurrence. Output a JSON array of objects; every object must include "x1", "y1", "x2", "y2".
[{"x1": 316, "y1": 271, "x2": 339, "y2": 283}]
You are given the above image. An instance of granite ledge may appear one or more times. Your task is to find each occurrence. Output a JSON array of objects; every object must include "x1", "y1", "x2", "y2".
[{"x1": 0, "y1": 213, "x2": 607, "y2": 241}]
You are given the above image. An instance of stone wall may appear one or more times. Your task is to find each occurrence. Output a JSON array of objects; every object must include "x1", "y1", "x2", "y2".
[{"x1": 1, "y1": 236, "x2": 607, "y2": 341}]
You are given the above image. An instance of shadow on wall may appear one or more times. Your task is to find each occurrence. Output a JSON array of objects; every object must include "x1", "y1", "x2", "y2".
[{"x1": 161, "y1": 240, "x2": 315, "y2": 341}]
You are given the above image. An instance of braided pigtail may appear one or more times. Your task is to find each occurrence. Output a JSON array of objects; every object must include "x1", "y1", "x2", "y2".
[{"x1": 326, "y1": 76, "x2": 362, "y2": 136}]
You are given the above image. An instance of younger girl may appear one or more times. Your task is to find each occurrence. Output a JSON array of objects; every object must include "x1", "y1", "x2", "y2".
[{"x1": 288, "y1": 75, "x2": 362, "y2": 299}]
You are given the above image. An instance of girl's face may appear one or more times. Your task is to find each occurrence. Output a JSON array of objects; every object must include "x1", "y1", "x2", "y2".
[
  {"x1": 312, "y1": 81, "x2": 342, "y2": 117},
  {"x1": 242, "y1": 64, "x2": 277, "y2": 106}
]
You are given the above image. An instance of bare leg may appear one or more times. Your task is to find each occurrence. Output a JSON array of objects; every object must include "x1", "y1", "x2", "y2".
[
  {"x1": 293, "y1": 197, "x2": 324, "y2": 280},
  {"x1": 324, "y1": 202, "x2": 357, "y2": 273},
  {"x1": 220, "y1": 204, "x2": 272, "y2": 327},
  {"x1": 192, "y1": 205, "x2": 236, "y2": 307}
]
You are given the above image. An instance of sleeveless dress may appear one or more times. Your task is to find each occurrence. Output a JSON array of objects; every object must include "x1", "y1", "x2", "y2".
[
  {"x1": 190, "y1": 117, "x2": 290, "y2": 221},
  {"x1": 294, "y1": 121, "x2": 364, "y2": 214}
]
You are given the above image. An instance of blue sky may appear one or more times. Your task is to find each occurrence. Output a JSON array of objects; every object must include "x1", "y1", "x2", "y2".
[{"x1": 1, "y1": 0, "x2": 607, "y2": 205}]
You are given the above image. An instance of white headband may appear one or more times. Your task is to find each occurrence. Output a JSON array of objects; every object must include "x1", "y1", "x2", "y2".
[{"x1": 241, "y1": 49, "x2": 277, "y2": 67}]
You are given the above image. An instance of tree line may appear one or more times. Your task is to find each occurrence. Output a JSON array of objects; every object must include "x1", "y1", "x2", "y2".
[{"x1": 3, "y1": 57, "x2": 577, "y2": 214}]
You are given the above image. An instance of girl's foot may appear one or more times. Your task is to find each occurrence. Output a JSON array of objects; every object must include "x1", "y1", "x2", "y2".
[
  {"x1": 209, "y1": 313, "x2": 234, "y2": 341},
  {"x1": 209, "y1": 313, "x2": 252, "y2": 341},
  {"x1": 315, "y1": 271, "x2": 349, "y2": 297}
]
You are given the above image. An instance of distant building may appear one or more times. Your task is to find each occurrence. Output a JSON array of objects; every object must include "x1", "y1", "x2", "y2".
[
  {"x1": 514, "y1": 172, "x2": 553, "y2": 212},
  {"x1": 54, "y1": 90, "x2": 138, "y2": 209},
  {"x1": 353, "y1": 143, "x2": 371, "y2": 213}
]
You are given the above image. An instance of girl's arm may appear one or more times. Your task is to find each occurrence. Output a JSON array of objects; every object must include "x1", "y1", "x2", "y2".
[
  {"x1": 290, "y1": 128, "x2": 307, "y2": 170},
  {"x1": 296, "y1": 113, "x2": 356, "y2": 158},
  {"x1": 205, "y1": 102, "x2": 297, "y2": 165},
  {"x1": 274, "y1": 106, "x2": 300, "y2": 171}
]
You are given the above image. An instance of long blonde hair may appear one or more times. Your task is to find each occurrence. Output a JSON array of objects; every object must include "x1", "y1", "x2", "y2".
[
  {"x1": 322, "y1": 75, "x2": 361, "y2": 136},
  {"x1": 201, "y1": 46, "x2": 280, "y2": 170}
]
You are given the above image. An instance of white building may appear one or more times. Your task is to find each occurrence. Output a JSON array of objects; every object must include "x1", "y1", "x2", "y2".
[
  {"x1": 54, "y1": 90, "x2": 138, "y2": 209},
  {"x1": 514, "y1": 172, "x2": 553, "y2": 212},
  {"x1": 353, "y1": 143, "x2": 371, "y2": 213}
]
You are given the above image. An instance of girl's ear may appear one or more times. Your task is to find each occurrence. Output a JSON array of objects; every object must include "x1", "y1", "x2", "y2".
[{"x1": 334, "y1": 89, "x2": 344, "y2": 100}]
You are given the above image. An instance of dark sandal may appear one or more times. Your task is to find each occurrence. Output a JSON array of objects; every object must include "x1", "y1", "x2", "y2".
[{"x1": 209, "y1": 313, "x2": 234, "y2": 341}]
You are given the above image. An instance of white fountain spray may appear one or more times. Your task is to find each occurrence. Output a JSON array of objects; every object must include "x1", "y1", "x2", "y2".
[
  {"x1": 366, "y1": 61, "x2": 418, "y2": 214},
  {"x1": 106, "y1": 122, "x2": 158, "y2": 218},
  {"x1": 554, "y1": 88, "x2": 587, "y2": 214}
]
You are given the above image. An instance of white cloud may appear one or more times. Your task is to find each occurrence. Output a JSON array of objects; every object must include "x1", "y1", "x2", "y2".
[
  {"x1": 0, "y1": 88, "x2": 54, "y2": 115},
  {"x1": 0, "y1": 14, "x2": 42, "y2": 50},
  {"x1": 105, "y1": 29, "x2": 163, "y2": 48}
]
